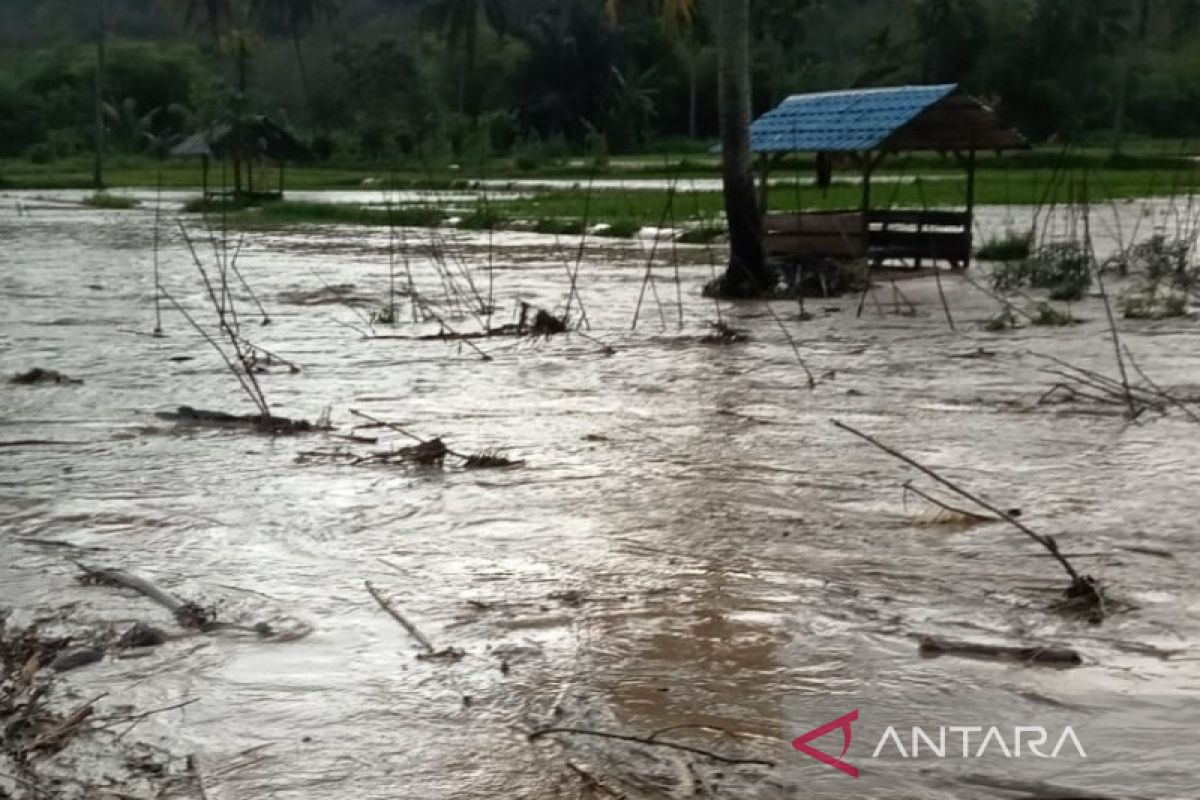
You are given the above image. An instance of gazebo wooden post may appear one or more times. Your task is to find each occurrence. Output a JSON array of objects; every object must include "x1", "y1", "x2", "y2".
[
  {"x1": 860, "y1": 150, "x2": 872, "y2": 242},
  {"x1": 757, "y1": 153, "x2": 772, "y2": 223},
  {"x1": 855, "y1": 151, "x2": 874, "y2": 318},
  {"x1": 201, "y1": 155, "x2": 209, "y2": 200},
  {"x1": 964, "y1": 147, "x2": 977, "y2": 270}
]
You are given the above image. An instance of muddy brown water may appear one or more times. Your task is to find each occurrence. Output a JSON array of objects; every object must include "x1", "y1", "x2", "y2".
[{"x1": 2, "y1": 193, "x2": 1200, "y2": 798}]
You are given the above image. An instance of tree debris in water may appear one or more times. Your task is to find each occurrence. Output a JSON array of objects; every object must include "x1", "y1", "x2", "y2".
[
  {"x1": 833, "y1": 420, "x2": 1106, "y2": 620},
  {"x1": 918, "y1": 635, "x2": 1083, "y2": 666},
  {"x1": 156, "y1": 405, "x2": 317, "y2": 435},
  {"x1": 903, "y1": 482, "x2": 998, "y2": 526},
  {"x1": 700, "y1": 321, "x2": 751, "y2": 345},
  {"x1": 0, "y1": 613, "x2": 206, "y2": 799},
  {"x1": 346, "y1": 409, "x2": 524, "y2": 469},
  {"x1": 278, "y1": 283, "x2": 378, "y2": 307},
  {"x1": 10, "y1": 368, "x2": 81, "y2": 385},
  {"x1": 74, "y1": 562, "x2": 303, "y2": 640},
  {"x1": 528, "y1": 725, "x2": 775, "y2": 767},
  {"x1": 1030, "y1": 351, "x2": 1199, "y2": 421},
  {"x1": 365, "y1": 581, "x2": 463, "y2": 662}
]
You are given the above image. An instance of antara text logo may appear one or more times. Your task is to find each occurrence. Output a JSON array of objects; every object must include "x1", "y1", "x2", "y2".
[{"x1": 791, "y1": 709, "x2": 1087, "y2": 779}]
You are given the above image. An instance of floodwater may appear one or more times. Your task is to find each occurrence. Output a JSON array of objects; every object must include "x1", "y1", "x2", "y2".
[{"x1": 2, "y1": 193, "x2": 1200, "y2": 799}]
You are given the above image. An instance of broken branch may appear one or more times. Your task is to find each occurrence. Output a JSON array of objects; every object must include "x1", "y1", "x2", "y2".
[{"x1": 528, "y1": 727, "x2": 774, "y2": 768}]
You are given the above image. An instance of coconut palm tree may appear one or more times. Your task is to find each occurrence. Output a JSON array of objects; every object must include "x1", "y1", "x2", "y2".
[
  {"x1": 93, "y1": 0, "x2": 107, "y2": 188},
  {"x1": 181, "y1": 0, "x2": 235, "y2": 43},
  {"x1": 251, "y1": 0, "x2": 342, "y2": 127},
  {"x1": 421, "y1": 0, "x2": 508, "y2": 117},
  {"x1": 610, "y1": 0, "x2": 767, "y2": 296}
]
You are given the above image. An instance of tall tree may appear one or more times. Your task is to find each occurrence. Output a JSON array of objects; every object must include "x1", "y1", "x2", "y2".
[
  {"x1": 611, "y1": 0, "x2": 768, "y2": 296},
  {"x1": 252, "y1": 0, "x2": 342, "y2": 128},
  {"x1": 1113, "y1": 0, "x2": 1151, "y2": 152},
  {"x1": 174, "y1": 0, "x2": 250, "y2": 95},
  {"x1": 93, "y1": 0, "x2": 108, "y2": 188},
  {"x1": 181, "y1": 0, "x2": 235, "y2": 43},
  {"x1": 422, "y1": 0, "x2": 507, "y2": 117}
]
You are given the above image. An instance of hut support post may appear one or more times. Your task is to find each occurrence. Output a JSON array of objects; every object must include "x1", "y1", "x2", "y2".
[
  {"x1": 964, "y1": 147, "x2": 977, "y2": 270},
  {"x1": 757, "y1": 153, "x2": 773, "y2": 223},
  {"x1": 201, "y1": 155, "x2": 209, "y2": 200},
  {"x1": 860, "y1": 151, "x2": 885, "y2": 257}
]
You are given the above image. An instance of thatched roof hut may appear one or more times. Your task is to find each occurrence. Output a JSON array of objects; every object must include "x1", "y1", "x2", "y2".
[{"x1": 172, "y1": 116, "x2": 312, "y2": 200}]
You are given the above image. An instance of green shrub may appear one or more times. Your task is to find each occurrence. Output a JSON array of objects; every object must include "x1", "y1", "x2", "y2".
[
  {"x1": 1030, "y1": 302, "x2": 1078, "y2": 326},
  {"x1": 534, "y1": 217, "x2": 586, "y2": 236},
  {"x1": 976, "y1": 229, "x2": 1033, "y2": 261},
  {"x1": 83, "y1": 191, "x2": 139, "y2": 209},
  {"x1": 457, "y1": 206, "x2": 507, "y2": 230},
  {"x1": 27, "y1": 143, "x2": 53, "y2": 164},
  {"x1": 678, "y1": 224, "x2": 725, "y2": 244},
  {"x1": 991, "y1": 241, "x2": 1092, "y2": 301},
  {"x1": 585, "y1": 128, "x2": 609, "y2": 169},
  {"x1": 984, "y1": 308, "x2": 1019, "y2": 332},
  {"x1": 1123, "y1": 287, "x2": 1189, "y2": 320},
  {"x1": 594, "y1": 219, "x2": 640, "y2": 238},
  {"x1": 370, "y1": 304, "x2": 398, "y2": 325},
  {"x1": 1126, "y1": 234, "x2": 1197, "y2": 288}
]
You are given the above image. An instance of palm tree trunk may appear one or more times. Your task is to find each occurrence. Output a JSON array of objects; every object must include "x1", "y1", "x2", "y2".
[
  {"x1": 93, "y1": 0, "x2": 107, "y2": 189},
  {"x1": 292, "y1": 27, "x2": 316, "y2": 129},
  {"x1": 688, "y1": 44, "x2": 698, "y2": 139},
  {"x1": 461, "y1": 11, "x2": 479, "y2": 117},
  {"x1": 1113, "y1": 0, "x2": 1151, "y2": 155},
  {"x1": 716, "y1": 0, "x2": 767, "y2": 295}
]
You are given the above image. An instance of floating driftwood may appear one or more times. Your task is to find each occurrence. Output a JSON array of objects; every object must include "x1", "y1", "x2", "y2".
[
  {"x1": 156, "y1": 405, "x2": 316, "y2": 435},
  {"x1": 918, "y1": 635, "x2": 1082, "y2": 666},
  {"x1": 348, "y1": 409, "x2": 523, "y2": 469},
  {"x1": 279, "y1": 283, "x2": 379, "y2": 307},
  {"x1": 700, "y1": 321, "x2": 750, "y2": 345},
  {"x1": 74, "y1": 562, "x2": 276, "y2": 637},
  {"x1": 832, "y1": 420, "x2": 1106, "y2": 618},
  {"x1": 75, "y1": 562, "x2": 219, "y2": 631},
  {"x1": 10, "y1": 368, "x2": 81, "y2": 385},
  {"x1": 528, "y1": 726, "x2": 775, "y2": 768},
  {"x1": 903, "y1": 482, "x2": 998, "y2": 526},
  {"x1": 365, "y1": 580, "x2": 463, "y2": 662}
]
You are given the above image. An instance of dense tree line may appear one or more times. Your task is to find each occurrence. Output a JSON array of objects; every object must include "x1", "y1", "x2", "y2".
[{"x1": 2, "y1": 0, "x2": 1200, "y2": 164}]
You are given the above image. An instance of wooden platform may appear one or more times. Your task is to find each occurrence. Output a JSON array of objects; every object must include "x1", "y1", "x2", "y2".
[{"x1": 764, "y1": 209, "x2": 972, "y2": 270}]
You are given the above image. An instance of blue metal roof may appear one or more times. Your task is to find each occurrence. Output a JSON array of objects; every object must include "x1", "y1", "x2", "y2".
[{"x1": 750, "y1": 84, "x2": 958, "y2": 153}]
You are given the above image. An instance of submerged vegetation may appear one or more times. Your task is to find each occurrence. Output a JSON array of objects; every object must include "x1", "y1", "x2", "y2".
[
  {"x1": 82, "y1": 191, "x2": 139, "y2": 209},
  {"x1": 976, "y1": 229, "x2": 1033, "y2": 261},
  {"x1": 992, "y1": 242, "x2": 1094, "y2": 302}
]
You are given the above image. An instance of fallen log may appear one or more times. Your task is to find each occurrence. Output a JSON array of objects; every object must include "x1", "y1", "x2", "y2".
[
  {"x1": 528, "y1": 727, "x2": 775, "y2": 768},
  {"x1": 74, "y1": 563, "x2": 272, "y2": 636},
  {"x1": 919, "y1": 635, "x2": 1082, "y2": 666},
  {"x1": 156, "y1": 405, "x2": 314, "y2": 434}
]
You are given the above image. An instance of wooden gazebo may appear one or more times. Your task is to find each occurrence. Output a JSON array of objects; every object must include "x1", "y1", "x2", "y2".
[
  {"x1": 750, "y1": 84, "x2": 1026, "y2": 270},
  {"x1": 172, "y1": 115, "x2": 312, "y2": 202}
]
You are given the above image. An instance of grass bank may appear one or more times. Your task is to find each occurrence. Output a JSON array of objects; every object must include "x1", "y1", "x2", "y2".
[
  {"x1": 173, "y1": 157, "x2": 1200, "y2": 239},
  {"x1": 3, "y1": 142, "x2": 1199, "y2": 193}
]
